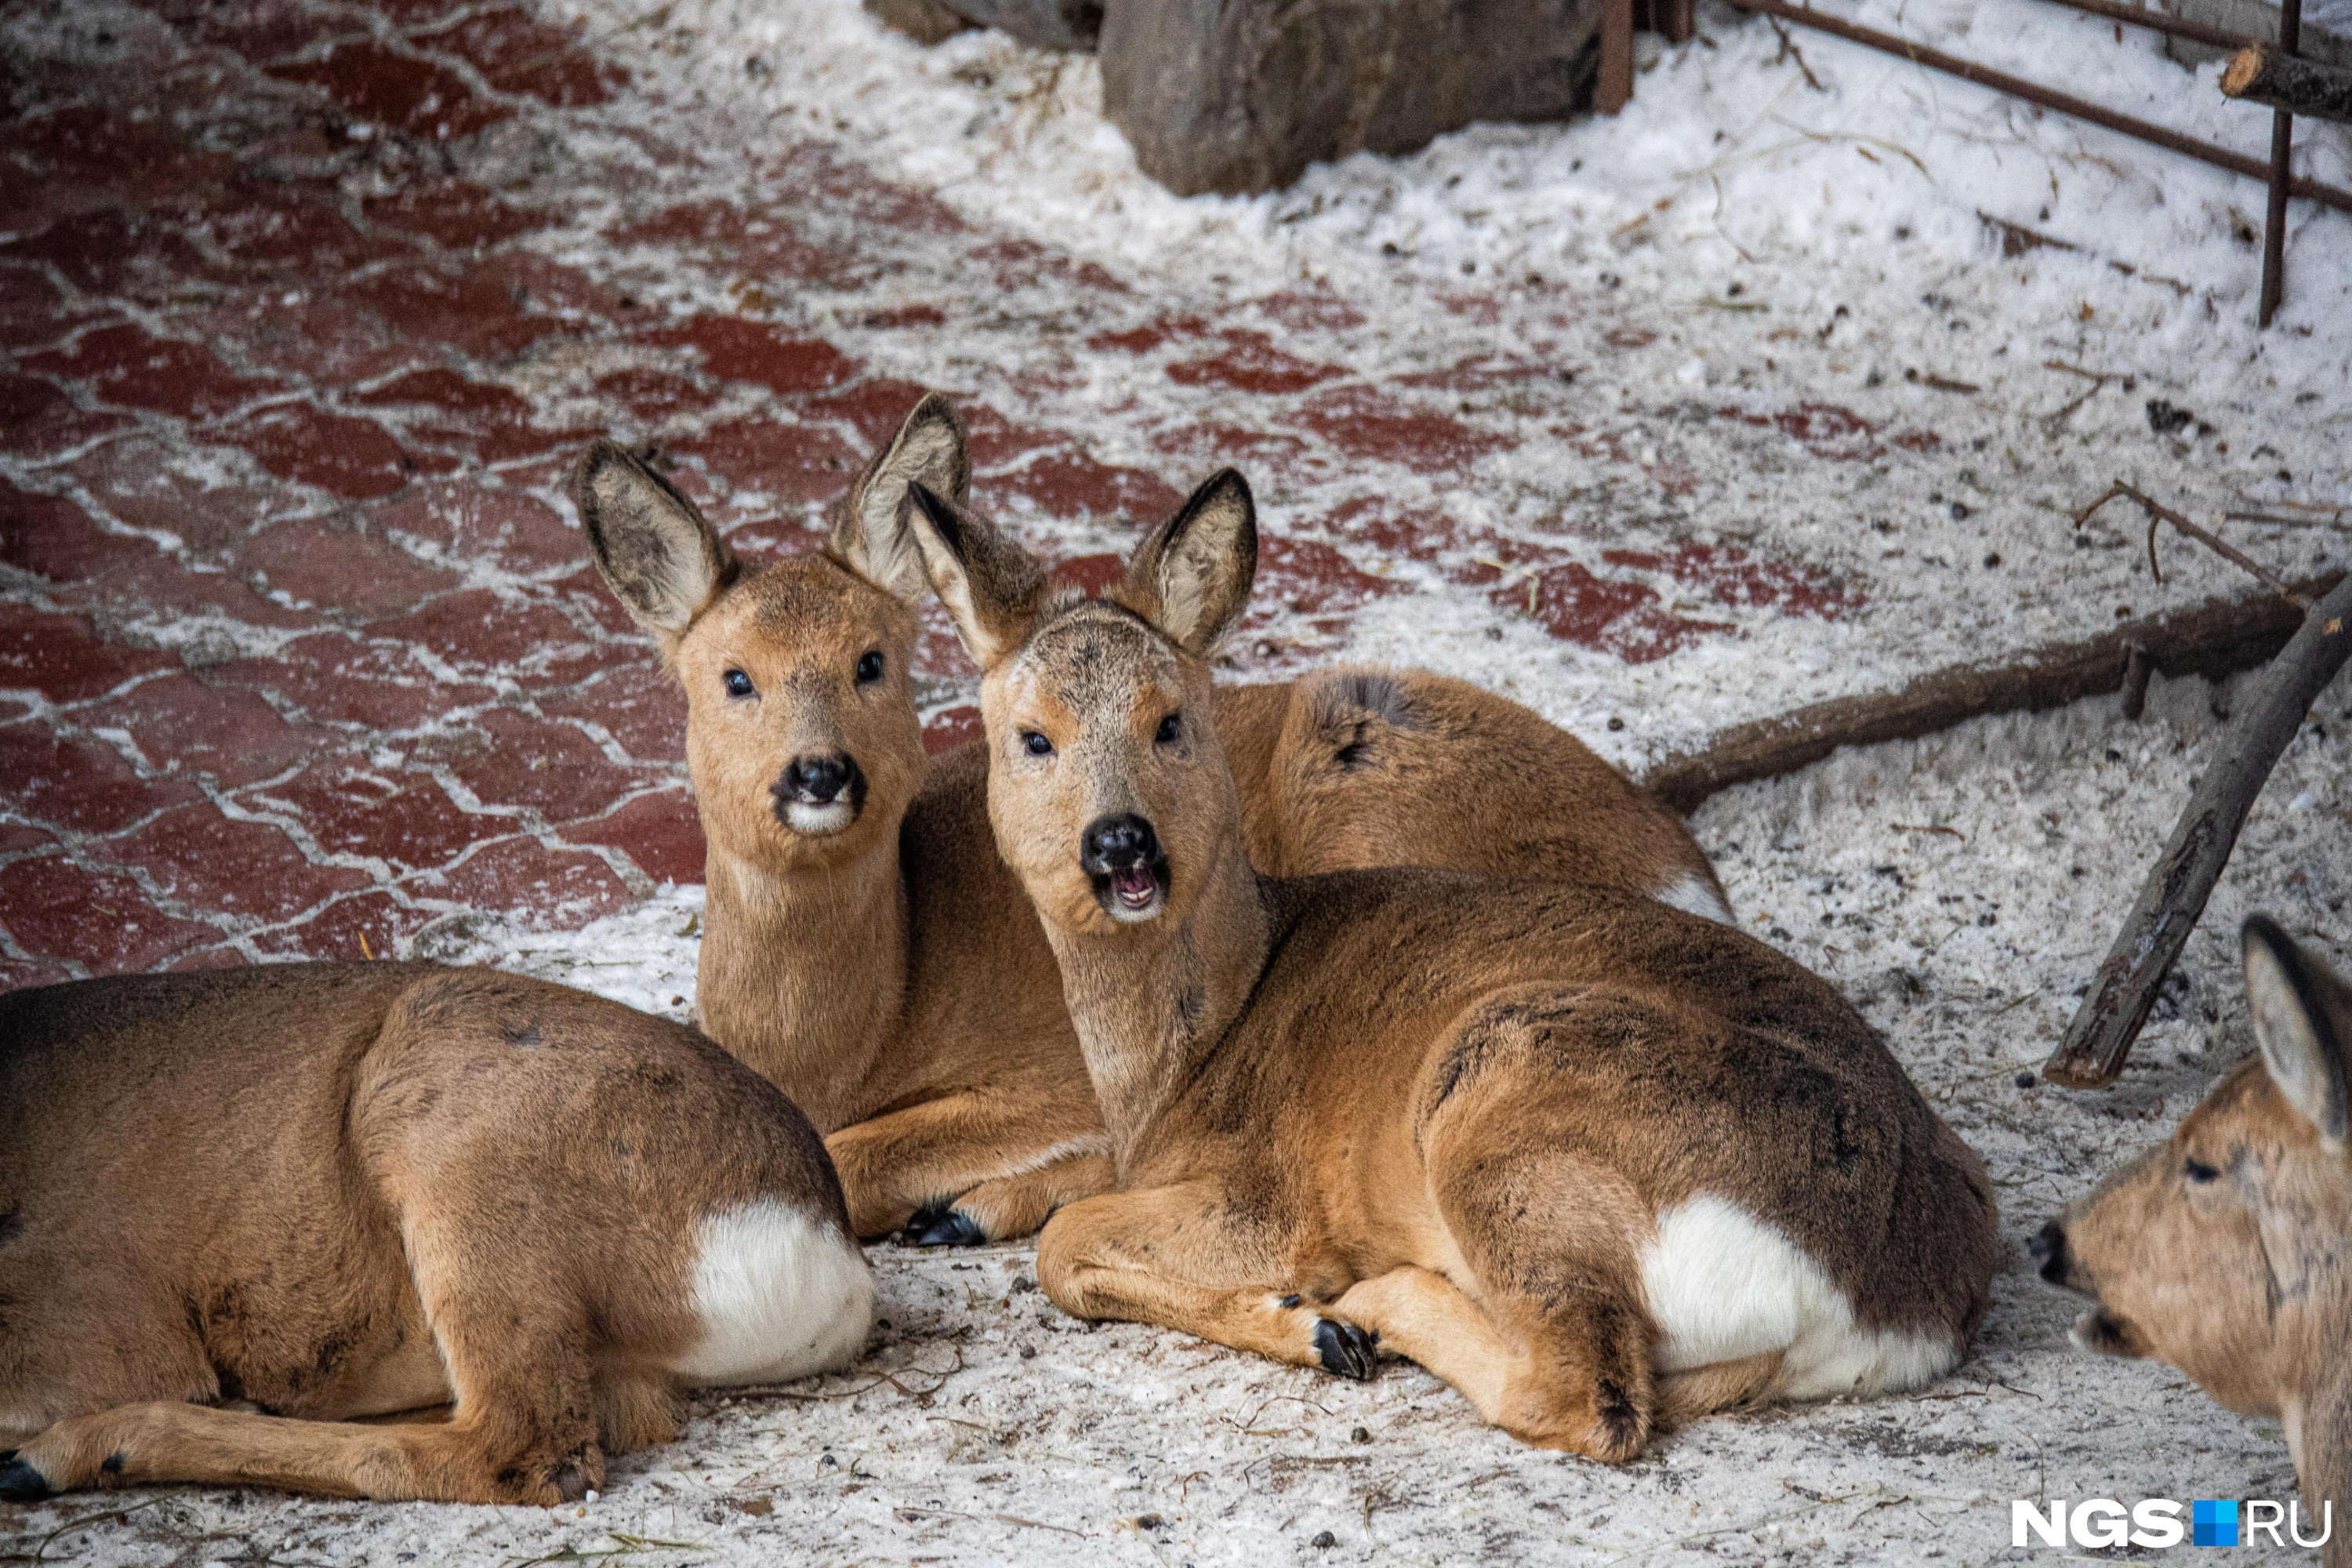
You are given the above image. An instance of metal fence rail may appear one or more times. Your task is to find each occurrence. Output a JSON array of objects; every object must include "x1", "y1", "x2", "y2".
[{"x1": 1601, "y1": 0, "x2": 2346, "y2": 321}]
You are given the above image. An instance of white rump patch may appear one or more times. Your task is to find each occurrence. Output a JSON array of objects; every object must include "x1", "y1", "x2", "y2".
[
  {"x1": 1652, "y1": 870, "x2": 1733, "y2": 924},
  {"x1": 672, "y1": 1198, "x2": 873, "y2": 1387},
  {"x1": 1640, "y1": 1194, "x2": 1955, "y2": 1401}
]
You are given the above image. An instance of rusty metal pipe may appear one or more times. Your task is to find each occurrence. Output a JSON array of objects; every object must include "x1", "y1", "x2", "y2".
[
  {"x1": 2034, "y1": 0, "x2": 2255, "y2": 53},
  {"x1": 2258, "y1": 0, "x2": 2303, "y2": 324}
]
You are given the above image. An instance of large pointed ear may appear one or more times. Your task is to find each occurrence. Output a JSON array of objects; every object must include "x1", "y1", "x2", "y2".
[
  {"x1": 1114, "y1": 469, "x2": 1258, "y2": 658},
  {"x1": 899, "y1": 482, "x2": 1047, "y2": 669},
  {"x1": 829, "y1": 392, "x2": 968, "y2": 602},
  {"x1": 2243, "y1": 915, "x2": 2350, "y2": 1150},
  {"x1": 570, "y1": 440, "x2": 735, "y2": 645}
]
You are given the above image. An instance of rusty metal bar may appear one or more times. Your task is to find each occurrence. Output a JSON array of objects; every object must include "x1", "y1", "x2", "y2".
[
  {"x1": 1724, "y1": 0, "x2": 2352, "y2": 217},
  {"x1": 2034, "y1": 0, "x2": 2256, "y2": 53},
  {"x1": 2259, "y1": 0, "x2": 2303, "y2": 324},
  {"x1": 1599, "y1": 0, "x2": 1634, "y2": 114}
]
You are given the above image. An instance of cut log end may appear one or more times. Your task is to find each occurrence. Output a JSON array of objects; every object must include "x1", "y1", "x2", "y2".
[
  {"x1": 2223, "y1": 45, "x2": 2266, "y2": 99},
  {"x1": 2220, "y1": 45, "x2": 2352, "y2": 129}
]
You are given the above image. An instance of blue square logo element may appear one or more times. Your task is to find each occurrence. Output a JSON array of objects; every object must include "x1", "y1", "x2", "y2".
[{"x1": 2194, "y1": 1499, "x2": 2241, "y2": 1547}]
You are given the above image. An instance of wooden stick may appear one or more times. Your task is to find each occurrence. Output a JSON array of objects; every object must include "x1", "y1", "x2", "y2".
[
  {"x1": 2042, "y1": 575, "x2": 2352, "y2": 1086},
  {"x1": 1641, "y1": 576, "x2": 2339, "y2": 813},
  {"x1": 2225, "y1": 45, "x2": 2352, "y2": 128},
  {"x1": 2078, "y1": 481, "x2": 2309, "y2": 605}
]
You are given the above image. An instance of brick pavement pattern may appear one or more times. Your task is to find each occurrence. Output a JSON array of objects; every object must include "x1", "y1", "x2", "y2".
[{"x1": 6, "y1": 0, "x2": 2258, "y2": 989}]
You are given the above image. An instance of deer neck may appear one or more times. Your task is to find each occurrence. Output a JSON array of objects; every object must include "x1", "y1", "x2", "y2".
[
  {"x1": 695, "y1": 837, "x2": 909, "y2": 1135},
  {"x1": 1044, "y1": 808, "x2": 1270, "y2": 1169}
]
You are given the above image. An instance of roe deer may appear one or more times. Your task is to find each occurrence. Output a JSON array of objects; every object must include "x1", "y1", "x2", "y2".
[
  {"x1": 2035, "y1": 916, "x2": 2351, "y2": 1562},
  {"x1": 0, "y1": 964, "x2": 870, "y2": 1504},
  {"x1": 572, "y1": 396, "x2": 1726, "y2": 1247},
  {"x1": 899, "y1": 469, "x2": 1999, "y2": 1457}
]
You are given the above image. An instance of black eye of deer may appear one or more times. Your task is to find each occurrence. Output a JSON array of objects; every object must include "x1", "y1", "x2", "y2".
[
  {"x1": 1155, "y1": 713, "x2": 1181, "y2": 746},
  {"x1": 855, "y1": 650, "x2": 884, "y2": 684},
  {"x1": 1022, "y1": 730, "x2": 1054, "y2": 758},
  {"x1": 724, "y1": 669, "x2": 755, "y2": 699},
  {"x1": 2183, "y1": 1158, "x2": 2220, "y2": 1184}
]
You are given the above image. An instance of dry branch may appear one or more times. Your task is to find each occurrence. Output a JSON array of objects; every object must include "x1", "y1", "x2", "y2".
[
  {"x1": 2223, "y1": 45, "x2": 2352, "y2": 129},
  {"x1": 1642, "y1": 577, "x2": 2339, "y2": 813},
  {"x1": 2043, "y1": 574, "x2": 2352, "y2": 1086},
  {"x1": 2078, "y1": 481, "x2": 2307, "y2": 604}
]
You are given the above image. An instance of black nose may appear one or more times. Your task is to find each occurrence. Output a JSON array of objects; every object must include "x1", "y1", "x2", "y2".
[
  {"x1": 783, "y1": 754, "x2": 852, "y2": 803},
  {"x1": 1081, "y1": 813, "x2": 1160, "y2": 873},
  {"x1": 2030, "y1": 1218, "x2": 2069, "y2": 1285}
]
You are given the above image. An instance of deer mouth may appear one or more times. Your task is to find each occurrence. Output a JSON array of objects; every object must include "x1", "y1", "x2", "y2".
[
  {"x1": 770, "y1": 759, "x2": 868, "y2": 839},
  {"x1": 782, "y1": 799, "x2": 856, "y2": 836},
  {"x1": 2069, "y1": 1305, "x2": 2147, "y2": 1359},
  {"x1": 1093, "y1": 860, "x2": 1168, "y2": 923}
]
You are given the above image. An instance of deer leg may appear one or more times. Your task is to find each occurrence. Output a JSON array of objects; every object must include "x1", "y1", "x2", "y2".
[
  {"x1": 1036, "y1": 1187, "x2": 1379, "y2": 1377},
  {"x1": 1327, "y1": 1265, "x2": 1519, "y2": 1412},
  {"x1": 825, "y1": 1090, "x2": 1107, "y2": 1241},
  {"x1": 0, "y1": 1399, "x2": 588, "y2": 1504},
  {"x1": 1413, "y1": 1087, "x2": 1660, "y2": 1461},
  {"x1": 930, "y1": 1154, "x2": 1116, "y2": 1245},
  {"x1": 0, "y1": 1266, "x2": 606, "y2": 1507},
  {"x1": 595, "y1": 1375, "x2": 681, "y2": 1458}
]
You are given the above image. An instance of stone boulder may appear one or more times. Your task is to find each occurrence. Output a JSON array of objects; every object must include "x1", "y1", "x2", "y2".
[{"x1": 1102, "y1": 0, "x2": 1600, "y2": 196}]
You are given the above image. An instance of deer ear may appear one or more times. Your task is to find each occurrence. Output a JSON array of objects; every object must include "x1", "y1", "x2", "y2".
[
  {"x1": 2243, "y1": 916, "x2": 2350, "y2": 1149},
  {"x1": 571, "y1": 440, "x2": 735, "y2": 647},
  {"x1": 1116, "y1": 469, "x2": 1257, "y2": 658},
  {"x1": 832, "y1": 392, "x2": 968, "y2": 603},
  {"x1": 899, "y1": 483, "x2": 1047, "y2": 669}
]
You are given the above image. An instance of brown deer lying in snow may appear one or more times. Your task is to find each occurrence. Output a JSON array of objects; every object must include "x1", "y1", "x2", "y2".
[
  {"x1": 572, "y1": 394, "x2": 1727, "y2": 1246},
  {"x1": 2036, "y1": 916, "x2": 2351, "y2": 1562},
  {"x1": 0, "y1": 964, "x2": 870, "y2": 1504},
  {"x1": 898, "y1": 468, "x2": 1998, "y2": 1456}
]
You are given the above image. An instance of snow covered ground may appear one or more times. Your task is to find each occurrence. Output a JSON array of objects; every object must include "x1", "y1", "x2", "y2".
[{"x1": 7, "y1": 0, "x2": 2349, "y2": 1562}]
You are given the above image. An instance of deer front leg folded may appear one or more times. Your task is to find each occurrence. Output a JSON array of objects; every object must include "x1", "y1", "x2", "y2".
[
  {"x1": 824, "y1": 1088, "x2": 1109, "y2": 1242},
  {"x1": 1035, "y1": 1187, "x2": 1381, "y2": 1377}
]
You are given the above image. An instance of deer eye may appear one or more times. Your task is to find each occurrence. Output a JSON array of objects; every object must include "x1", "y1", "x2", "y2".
[
  {"x1": 1156, "y1": 712, "x2": 1182, "y2": 746},
  {"x1": 855, "y1": 650, "x2": 884, "y2": 684},
  {"x1": 1021, "y1": 730, "x2": 1054, "y2": 758},
  {"x1": 2184, "y1": 1158, "x2": 2221, "y2": 1185},
  {"x1": 723, "y1": 669, "x2": 755, "y2": 699}
]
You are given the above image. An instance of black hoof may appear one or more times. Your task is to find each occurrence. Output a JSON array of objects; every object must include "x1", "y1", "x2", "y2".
[
  {"x1": 1313, "y1": 1318, "x2": 1380, "y2": 1381},
  {"x1": 0, "y1": 1457, "x2": 52, "y2": 1502},
  {"x1": 551, "y1": 1464, "x2": 590, "y2": 1504},
  {"x1": 914, "y1": 1207, "x2": 986, "y2": 1247}
]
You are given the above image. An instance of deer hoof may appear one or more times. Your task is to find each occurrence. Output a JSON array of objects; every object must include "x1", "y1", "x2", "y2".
[
  {"x1": 0, "y1": 1457, "x2": 52, "y2": 1502},
  {"x1": 911, "y1": 1207, "x2": 986, "y2": 1247},
  {"x1": 1313, "y1": 1318, "x2": 1379, "y2": 1380}
]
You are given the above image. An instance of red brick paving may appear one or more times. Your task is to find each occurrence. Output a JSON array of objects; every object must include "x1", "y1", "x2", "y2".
[{"x1": 0, "y1": 0, "x2": 1871, "y2": 989}]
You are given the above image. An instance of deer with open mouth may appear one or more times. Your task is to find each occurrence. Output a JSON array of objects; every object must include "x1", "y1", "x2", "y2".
[
  {"x1": 572, "y1": 395, "x2": 1730, "y2": 1249},
  {"x1": 898, "y1": 468, "x2": 2000, "y2": 1457}
]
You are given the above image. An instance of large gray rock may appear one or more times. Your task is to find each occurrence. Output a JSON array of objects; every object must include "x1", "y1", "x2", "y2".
[
  {"x1": 1102, "y1": 0, "x2": 1599, "y2": 196},
  {"x1": 938, "y1": 0, "x2": 1102, "y2": 49}
]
